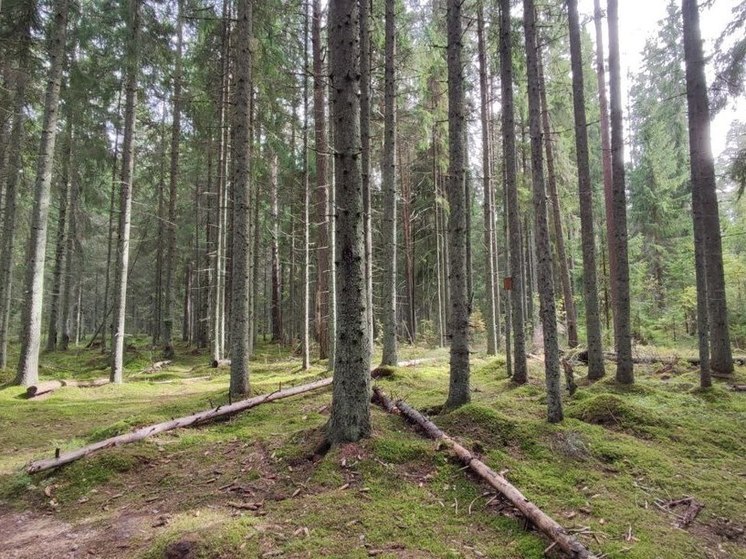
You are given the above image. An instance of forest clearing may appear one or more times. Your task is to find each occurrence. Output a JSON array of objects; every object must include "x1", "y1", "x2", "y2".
[{"x1": 1, "y1": 341, "x2": 745, "y2": 558}]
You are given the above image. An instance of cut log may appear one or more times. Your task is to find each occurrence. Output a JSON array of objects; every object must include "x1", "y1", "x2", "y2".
[
  {"x1": 26, "y1": 378, "x2": 109, "y2": 398},
  {"x1": 27, "y1": 377, "x2": 333, "y2": 474},
  {"x1": 211, "y1": 358, "x2": 231, "y2": 368},
  {"x1": 372, "y1": 389, "x2": 598, "y2": 559},
  {"x1": 729, "y1": 384, "x2": 746, "y2": 392}
]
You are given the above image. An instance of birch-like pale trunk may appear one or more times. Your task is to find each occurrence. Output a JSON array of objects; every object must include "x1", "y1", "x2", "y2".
[
  {"x1": 228, "y1": 0, "x2": 253, "y2": 397},
  {"x1": 15, "y1": 0, "x2": 69, "y2": 386},
  {"x1": 111, "y1": 0, "x2": 141, "y2": 384},
  {"x1": 523, "y1": 0, "x2": 562, "y2": 422},
  {"x1": 327, "y1": 0, "x2": 371, "y2": 444}
]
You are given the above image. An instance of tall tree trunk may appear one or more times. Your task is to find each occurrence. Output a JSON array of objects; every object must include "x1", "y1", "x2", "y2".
[
  {"x1": 229, "y1": 0, "x2": 253, "y2": 397},
  {"x1": 523, "y1": 0, "x2": 562, "y2": 422},
  {"x1": 163, "y1": 0, "x2": 184, "y2": 359},
  {"x1": 359, "y1": 0, "x2": 374, "y2": 354},
  {"x1": 212, "y1": 0, "x2": 231, "y2": 365},
  {"x1": 100, "y1": 88, "x2": 123, "y2": 354},
  {"x1": 152, "y1": 112, "x2": 167, "y2": 346},
  {"x1": 567, "y1": 0, "x2": 605, "y2": 380},
  {"x1": 301, "y1": 0, "x2": 311, "y2": 369},
  {"x1": 15, "y1": 0, "x2": 69, "y2": 386},
  {"x1": 500, "y1": 0, "x2": 527, "y2": 383},
  {"x1": 327, "y1": 0, "x2": 371, "y2": 444},
  {"x1": 607, "y1": 0, "x2": 634, "y2": 384},
  {"x1": 60, "y1": 155, "x2": 80, "y2": 351},
  {"x1": 538, "y1": 49, "x2": 577, "y2": 350},
  {"x1": 593, "y1": 0, "x2": 617, "y2": 336},
  {"x1": 312, "y1": 0, "x2": 330, "y2": 359},
  {"x1": 444, "y1": 0, "x2": 470, "y2": 409},
  {"x1": 183, "y1": 261, "x2": 192, "y2": 343},
  {"x1": 380, "y1": 0, "x2": 398, "y2": 367},
  {"x1": 0, "y1": 2, "x2": 34, "y2": 369},
  {"x1": 401, "y1": 146, "x2": 415, "y2": 343},
  {"x1": 682, "y1": 0, "x2": 733, "y2": 378},
  {"x1": 47, "y1": 119, "x2": 73, "y2": 352},
  {"x1": 111, "y1": 0, "x2": 141, "y2": 384},
  {"x1": 270, "y1": 152, "x2": 282, "y2": 343},
  {"x1": 477, "y1": 6, "x2": 497, "y2": 356}
]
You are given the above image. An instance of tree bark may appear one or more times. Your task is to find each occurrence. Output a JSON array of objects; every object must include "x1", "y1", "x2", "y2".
[
  {"x1": 500, "y1": 0, "x2": 528, "y2": 383},
  {"x1": 312, "y1": 0, "x2": 330, "y2": 360},
  {"x1": 46, "y1": 120, "x2": 73, "y2": 352},
  {"x1": 15, "y1": 0, "x2": 69, "y2": 386},
  {"x1": 477, "y1": 7, "x2": 498, "y2": 356},
  {"x1": 538, "y1": 49, "x2": 578, "y2": 350},
  {"x1": 0, "y1": 3, "x2": 33, "y2": 370},
  {"x1": 444, "y1": 0, "x2": 470, "y2": 409},
  {"x1": 270, "y1": 152, "x2": 283, "y2": 343},
  {"x1": 60, "y1": 154, "x2": 80, "y2": 351},
  {"x1": 229, "y1": 0, "x2": 253, "y2": 397},
  {"x1": 162, "y1": 0, "x2": 184, "y2": 360},
  {"x1": 380, "y1": 0, "x2": 398, "y2": 367},
  {"x1": 327, "y1": 0, "x2": 371, "y2": 444},
  {"x1": 682, "y1": 0, "x2": 733, "y2": 378},
  {"x1": 359, "y1": 0, "x2": 374, "y2": 355},
  {"x1": 110, "y1": 0, "x2": 140, "y2": 384},
  {"x1": 593, "y1": 0, "x2": 617, "y2": 335},
  {"x1": 568, "y1": 0, "x2": 605, "y2": 381},
  {"x1": 523, "y1": 0, "x2": 562, "y2": 422},
  {"x1": 607, "y1": 0, "x2": 634, "y2": 384}
]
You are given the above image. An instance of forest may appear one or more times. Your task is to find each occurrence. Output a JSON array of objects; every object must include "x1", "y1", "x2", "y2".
[{"x1": 0, "y1": 0, "x2": 745, "y2": 557}]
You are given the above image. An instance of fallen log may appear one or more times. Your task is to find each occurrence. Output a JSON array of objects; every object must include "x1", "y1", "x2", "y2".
[
  {"x1": 26, "y1": 378, "x2": 109, "y2": 398},
  {"x1": 601, "y1": 352, "x2": 746, "y2": 367},
  {"x1": 27, "y1": 377, "x2": 333, "y2": 474},
  {"x1": 140, "y1": 360, "x2": 172, "y2": 374},
  {"x1": 372, "y1": 389, "x2": 598, "y2": 559}
]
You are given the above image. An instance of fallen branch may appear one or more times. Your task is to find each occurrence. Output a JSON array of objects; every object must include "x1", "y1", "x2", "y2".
[
  {"x1": 26, "y1": 378, "x2": 109, "y2": 398},
  {"x1": 729, "y1": 384, "x2": 746, "y2": 392},
  {"x1": 601, "y1": 353, "x2": 746, "y2": 367},
  {"x1": 372, "y1": 389, "x2": 598, "y2": 559},
  {"x1": 27, "y1": 377, "x2": 333, "y2": 474}
]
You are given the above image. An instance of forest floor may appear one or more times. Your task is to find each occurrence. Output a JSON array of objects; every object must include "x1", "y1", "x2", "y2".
[{"x1": 0, "y1": 339, "x2": 744, "y2": 559}]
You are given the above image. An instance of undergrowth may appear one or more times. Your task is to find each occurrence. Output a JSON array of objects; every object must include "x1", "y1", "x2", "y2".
[{"x1": 0, "y1": 340, "x2": 744, "y2": 558}]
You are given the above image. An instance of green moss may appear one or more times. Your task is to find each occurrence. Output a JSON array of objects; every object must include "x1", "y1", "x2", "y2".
[
  {"x1": 568, "y1": 393, "x2": 666, "y2": 434},
  {"x1": 438, "y1": 403, "x2": 519, "y2": 446}
]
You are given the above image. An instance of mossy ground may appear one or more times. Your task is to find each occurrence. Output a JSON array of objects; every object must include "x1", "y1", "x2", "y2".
[{"x1": 0, "y1": 338, "x2": 744, "y2": 558}]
